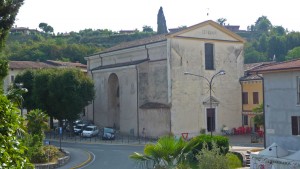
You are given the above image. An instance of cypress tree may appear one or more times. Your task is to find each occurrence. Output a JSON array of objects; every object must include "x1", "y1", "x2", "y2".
[{"x1": 157, "y1": 7, "x2": 168, "y2": 34}]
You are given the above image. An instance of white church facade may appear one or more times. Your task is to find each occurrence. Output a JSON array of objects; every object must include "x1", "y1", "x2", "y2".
[{"x1": 85, "y1": 20, "x2": 245, "y2": 138}]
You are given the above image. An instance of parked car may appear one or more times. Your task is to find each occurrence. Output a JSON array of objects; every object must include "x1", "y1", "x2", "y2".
[
  {"x1": 82, "y1": 126, "x2": 99, "y2": 137},
  {"x1": 74, "y1": 124, "x2": 87, "y2": 135},
  {"x1": 102, "y1": 127, "x2": 115, "y2": 140}
]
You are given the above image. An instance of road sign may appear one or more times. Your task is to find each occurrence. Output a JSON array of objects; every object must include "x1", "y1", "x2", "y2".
[
  {"x1": 44, "y1": 140, "x2": 50, "y2": 145},
  {"x1": 59, "y1": 127, "x2": 62, "y2": 135}
]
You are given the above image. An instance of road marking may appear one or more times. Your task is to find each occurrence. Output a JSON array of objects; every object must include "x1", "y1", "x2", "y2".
[{"x1": 70, "y1": 150, "x2": 95, "y2": 169}]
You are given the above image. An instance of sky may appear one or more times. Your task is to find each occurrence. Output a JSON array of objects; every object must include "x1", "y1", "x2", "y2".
[{"x1": 15, "y1": 0, "x2": 300, "y2": 34}]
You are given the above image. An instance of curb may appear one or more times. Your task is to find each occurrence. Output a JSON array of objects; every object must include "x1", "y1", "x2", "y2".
[{"x1": 48, "y1": 138, "x2": 147, "y2": 146}]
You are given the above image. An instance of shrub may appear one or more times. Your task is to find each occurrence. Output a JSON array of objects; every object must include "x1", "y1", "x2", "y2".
[
  {"x1": 197, "y1": 142, "x2": 229, "y2": 169},
  {"x1": 43, "y1": 145, "x2": 65, "y2": 162},
  {"x1": 191, "y1": 135, "x2": 229, "y2": 155},
  {"x1": 226, "y1": 153, "x2": 243, "y2": 169}
]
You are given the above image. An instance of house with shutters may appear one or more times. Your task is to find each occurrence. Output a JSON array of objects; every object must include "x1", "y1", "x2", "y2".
[
  {"x1": 85, "y1": 20, "x2": 245, "y2": 138},
  {"x1": 252, "y1": 59, "x2": 300, "y2": 151},
  {"x1": 239, "y1": 62, "x2": 273, "y2": 131}
]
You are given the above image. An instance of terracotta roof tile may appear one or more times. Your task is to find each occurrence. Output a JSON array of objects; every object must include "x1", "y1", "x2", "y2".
[
  {"x1": 244, "y1": 61, "x2": 274, "y2": 72},
  {"x1": 46, "y1": 60, "x2": 86, "y2": 68},
  {"x1": 251, "y1": 59, "x2": 300, "y2": 73},
  {"x1": 9, "y1": 61, "x2": 54, "y2": 69},
  {"x1": 240, "y1": 74, "x2": 262, "y2": 81}
]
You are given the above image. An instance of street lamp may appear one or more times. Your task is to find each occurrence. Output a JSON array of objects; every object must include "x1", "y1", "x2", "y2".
[
  {"x1": 184, "y1": 70, "x2": 226, "y2": 137},
  {"x1": 15, "y1": 83, "x2": 28, "y2": 116}
]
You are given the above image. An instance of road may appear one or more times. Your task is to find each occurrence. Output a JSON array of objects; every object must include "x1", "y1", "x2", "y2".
[{"x1": 51, "y1": 141, "x2": 145, "y2": 169}]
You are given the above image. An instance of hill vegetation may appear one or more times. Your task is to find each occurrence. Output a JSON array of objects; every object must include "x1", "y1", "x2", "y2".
[
  {"x1": 2, "y1": 16, "x2": 300, "y2": 64},
  {"x1": 1, "y1": 28, "x2": 156, "y2": 64}
]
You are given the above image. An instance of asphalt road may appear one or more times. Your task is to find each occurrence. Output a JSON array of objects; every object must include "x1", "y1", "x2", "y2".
[{"x1": 51, "y1": 141, "x2": 145, "y2": 169}]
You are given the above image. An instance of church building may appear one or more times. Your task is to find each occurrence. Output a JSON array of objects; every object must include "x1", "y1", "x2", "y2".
[{"x1": 85, "y1": 20, "x2": 245, "y2": 138}]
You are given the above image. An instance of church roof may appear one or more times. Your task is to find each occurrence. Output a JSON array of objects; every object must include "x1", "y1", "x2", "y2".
[
  {"x1": 97, "y1": 34, "x2": 166, "y2": 54},
  {"x1": 88, "y1": 20, "x2": 245, "y2": 56},
  {"x1": 92, "y1": 59, "x2": 149, "y2": 71}
]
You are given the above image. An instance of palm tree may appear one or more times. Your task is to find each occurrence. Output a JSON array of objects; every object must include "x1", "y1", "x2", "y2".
[
  {"x1": 129, "y1": 136, "x2": 199, "y2": 169},
  {"x1": 26, "y1": 109, "x2": 48, "y2": 141}
]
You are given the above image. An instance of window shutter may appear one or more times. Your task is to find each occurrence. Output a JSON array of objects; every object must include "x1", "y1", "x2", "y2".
[
  {"x1": 242, "y1": 92, "x2": 248, "y2": 104},
  {"x1": 253, "y1": 92, "x2": 259, "y2": 104},
  {"x1": 291, "y1": 116, "x2": 299, "y2": 135}
]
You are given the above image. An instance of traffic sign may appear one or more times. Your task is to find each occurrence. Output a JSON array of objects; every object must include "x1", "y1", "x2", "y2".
[{"x1": 59, "y1": 127, "x2": 62, "y2": 135}]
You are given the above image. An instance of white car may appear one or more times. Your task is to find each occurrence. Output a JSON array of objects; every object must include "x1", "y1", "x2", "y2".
[{"x1": 81, "y1": 126, "x2": 99, "y2": 137}]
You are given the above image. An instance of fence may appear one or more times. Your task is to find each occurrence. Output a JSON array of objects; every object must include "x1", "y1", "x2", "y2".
[{"x1": 45, "y1": 130, "x2": 158, "y2": 145}]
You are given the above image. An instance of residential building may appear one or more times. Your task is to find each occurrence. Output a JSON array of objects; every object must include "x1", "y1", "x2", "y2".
[
  {"x1": 252, "y1": 59, "x2": 300, "y2": 151},
  {"x1": 240, "y1": 62, "x2": 272, "y2": 131},
  {"x1": 3, "y1": 60, "x2": 86, "y2": 93},
  {"x1": 10, "y1": 26, "x2": 40, "y2": 35},
  {"x1": 85, "y1": 20, "x2": 245, "y2": 138}
]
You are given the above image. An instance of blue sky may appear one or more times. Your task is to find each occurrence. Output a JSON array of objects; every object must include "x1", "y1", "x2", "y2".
[{"x1": 15, "y1": 0, "x2": 300, "y2": 33}]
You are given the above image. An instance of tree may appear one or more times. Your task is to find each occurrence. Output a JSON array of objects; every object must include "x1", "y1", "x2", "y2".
[
  {"x1": 253, "y1": 104, "x2": 264, "y2": 127},
  {"x1": 142, "y1": 25, "x2": 153, "y2": 33},
  {"x1": 14, "y1": 70, "x2": 35, "y2": 110},
  {"x1": 26, "y1": 109, "x2": 48, "y2": 142},
  {"x1": 0, "y1": 94, "x2": 33, "y2": 168},
  {"x1": 270, "y1": 26, "x2": 286, "y2": 36},
  {"x1": 130, "y1": 136, "x2": 199, "y2": 169},
  {"x1": 286, "y1": 32, "x2": 300, "y2": 51},
  {"x1": 267, "y1": 35, "x2": 287, "y2": 61},
  {"x1": 244, "y1": 43, "x2": 267, "y2": 63},
  {"x1": 157, "y1": 7, "x2": 168, "y2": 34},
  {"x1": 39, "y1": 22, "x2": 54, "y2": 34},
  {"x1": 0, "y1": 0, "x2": 24, "y2": 49},
  {"x1": 216, "y1": 18, "x2": 227, "y2": 25},
  {"x1": 16, "y1": 68, "x2": 95, "y2": 127},
  {"x1": 0, "y1": 59, "x2": 8, "y2": 93},
  {"x1": 257, "y1": 33, "x2": 268, "y2": 53},
  {"x1": 285, "y1": 46, "x2": 300, "y2": 60},
  {"x1": 254, "y1": 16, "x2": 272, "y2": 33},
  {"x1": 48, "y1": 68, "x2": 95, "y2": 126}
]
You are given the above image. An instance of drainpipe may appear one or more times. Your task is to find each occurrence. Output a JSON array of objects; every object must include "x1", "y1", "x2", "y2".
[
  {"x1": 239, "y1": 79, "x2": 244, "y2": 126},
  {"x1": 136, "y1": 65, "x2": 140, "y2": 138},
  {"x1": 256, "y1": 73, "x2": 266, "y2": 148},
  {"x1": 145, "y1": 45, "x2": 149, "y2": 60},
  {"x1": 91, "y1": 70, "x2": 95, "y2": 123}
]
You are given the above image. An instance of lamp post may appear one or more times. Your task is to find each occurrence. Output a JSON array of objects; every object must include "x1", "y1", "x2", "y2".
[
  {"x1": 15, "y1": 83, "x2": 28, "y2": 116},
  {"x1": 184, "y1": 70, "x2": 226, "y2": 137}
]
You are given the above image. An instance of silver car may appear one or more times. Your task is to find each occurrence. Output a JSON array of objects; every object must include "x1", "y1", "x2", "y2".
[{"x1": 82, "y1": 126, "x2": 99, "y2": 137}]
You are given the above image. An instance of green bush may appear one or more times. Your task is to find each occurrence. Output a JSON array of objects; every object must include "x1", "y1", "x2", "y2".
[
  {"x1": 197, "y1": 142, "x2": 229, "y2": 169},
  {"x1": 226, "y1": 153, "x2": 243, "y2": 169},
  {"x1": 29, "y1": 146, "x2": 47, "y2": 163},
  {"x1": 191, "y1": 135, "x2": 229, "y2": 155},
  {"x1": 43, "y1": 145, "x2": 65, "y2": 162}
]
